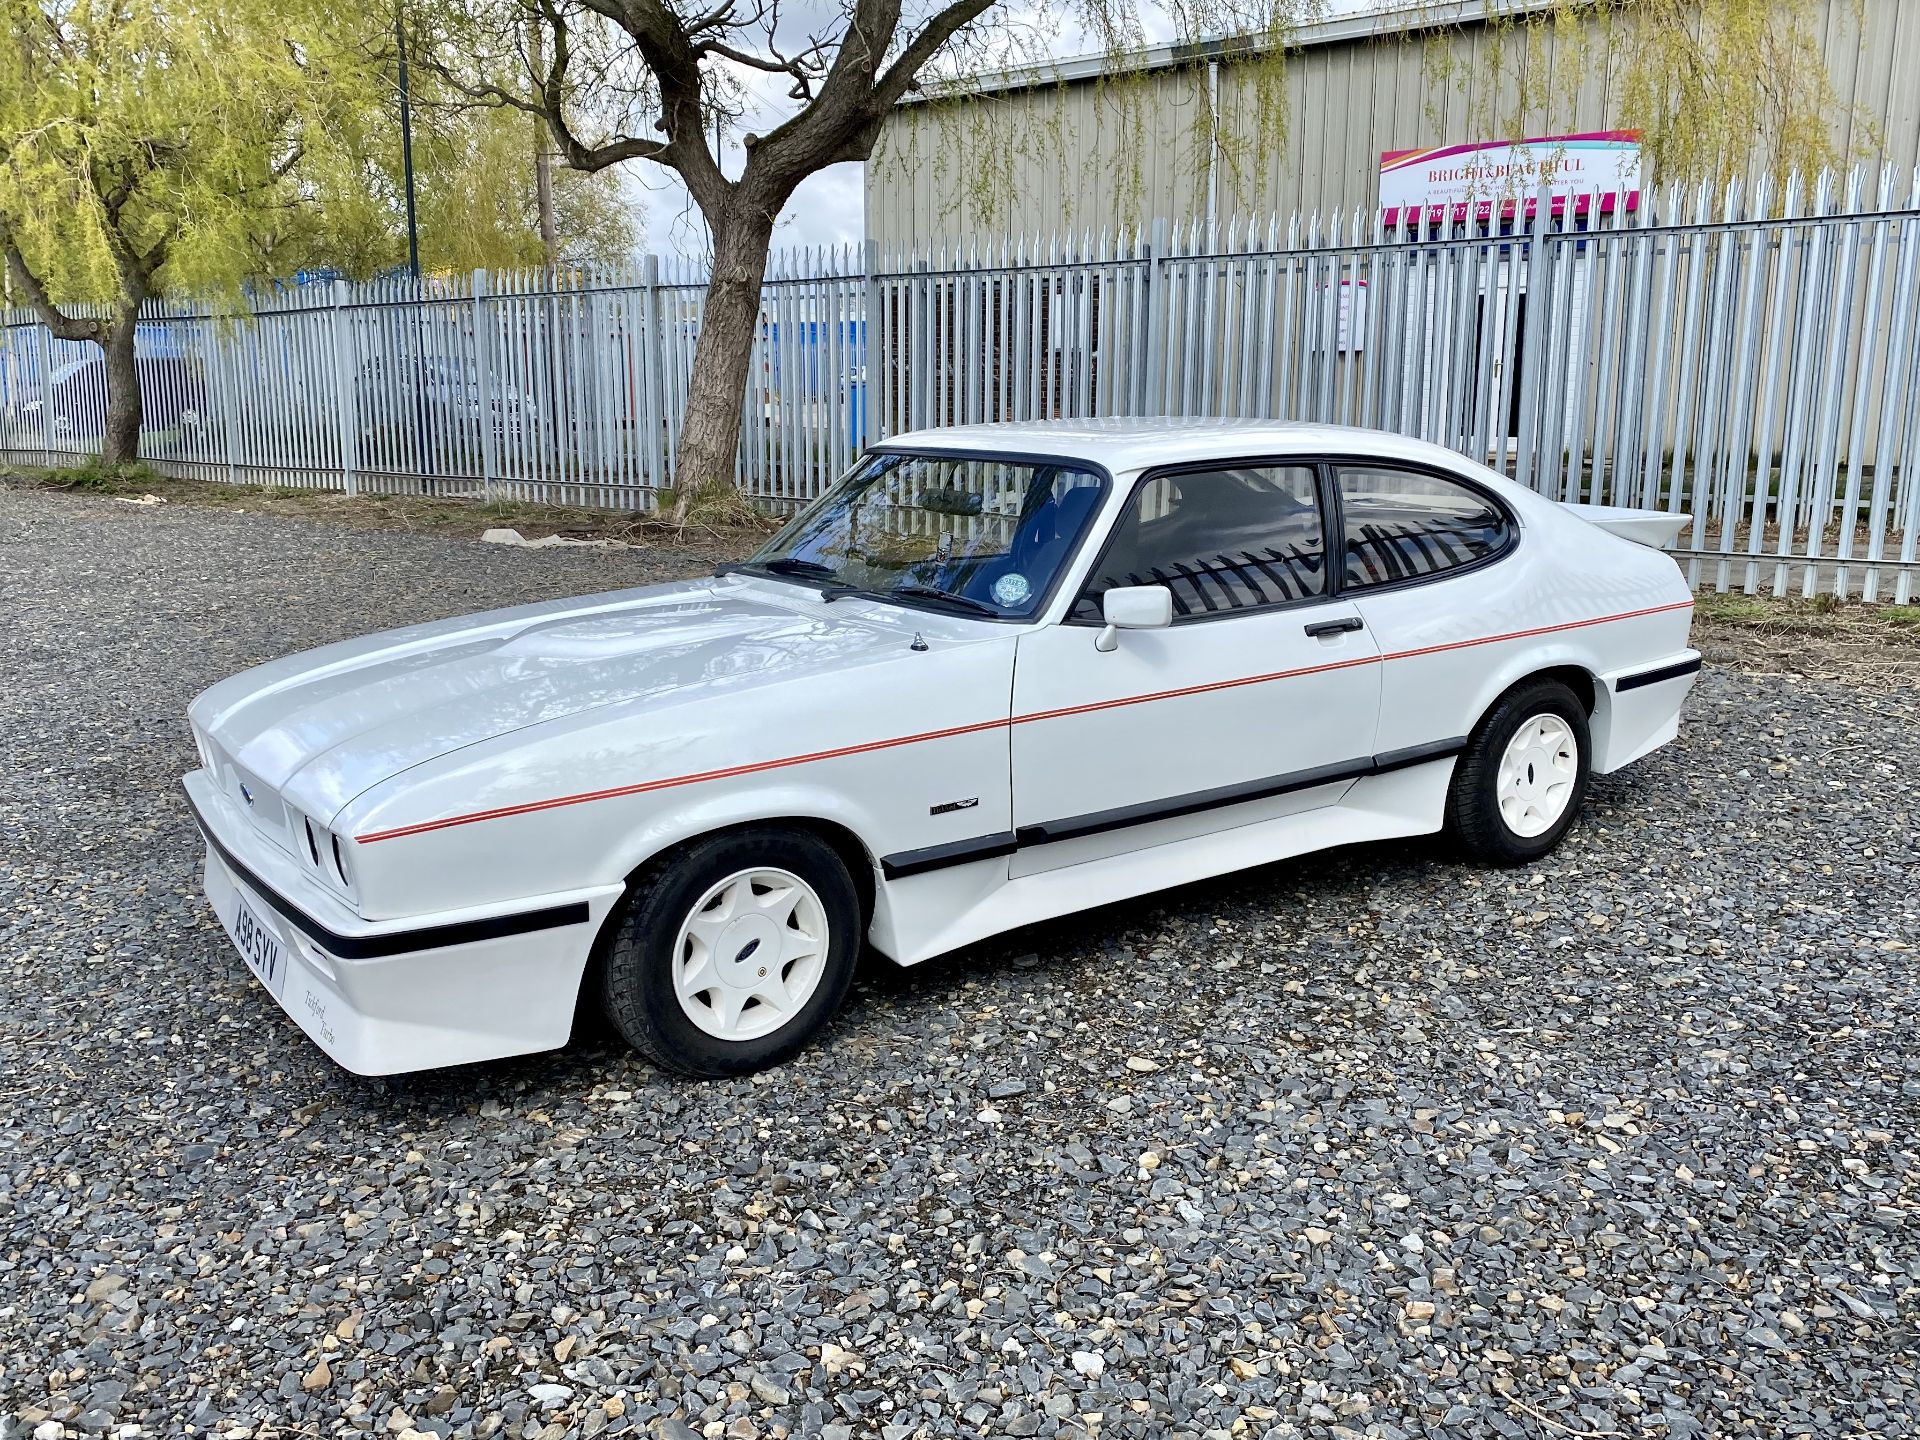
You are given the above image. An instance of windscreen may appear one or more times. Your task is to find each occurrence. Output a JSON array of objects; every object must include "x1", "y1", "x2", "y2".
[{"x1": 746, "y1": 451, "x2": 1108, "y2": 618}]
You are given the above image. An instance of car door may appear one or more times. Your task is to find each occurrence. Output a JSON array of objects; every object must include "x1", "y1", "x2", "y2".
[{"x1": 1008, "y1": 460, "x2": 1384, "y2": 877}]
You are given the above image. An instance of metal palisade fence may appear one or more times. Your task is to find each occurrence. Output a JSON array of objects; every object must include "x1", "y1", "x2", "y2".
[{"x1": 3, "y1": 164, "x2": 1919, "y2": 601}]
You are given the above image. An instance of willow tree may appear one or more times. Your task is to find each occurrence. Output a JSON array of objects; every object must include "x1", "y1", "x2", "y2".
[
  {"x1": 1417, "y1": 0, "x2": 1869, "y2": 188},
  {"x1": 0, "y1": 0, "x2": 378, "y2": 463},
  {"x1": 410, "y1": 102, "x2": 643, "y2": 273}
]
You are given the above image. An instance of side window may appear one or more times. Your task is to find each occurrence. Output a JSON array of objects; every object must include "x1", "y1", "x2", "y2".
[
  {"x1": 1336, "y1": 466, "x2": 1511, "y2": 590},
  {"x1": 1073, "y1": 465, "x2": 1326, "y2": 621}
]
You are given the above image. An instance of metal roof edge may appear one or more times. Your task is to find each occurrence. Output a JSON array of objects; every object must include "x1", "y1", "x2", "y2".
[{"x1": 898, "y1": 0, "x2": 1565, "y2": 106}]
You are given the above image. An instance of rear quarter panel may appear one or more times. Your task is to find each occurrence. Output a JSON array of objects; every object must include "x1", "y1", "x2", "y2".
[{"x1": 1356, "y1": 490, "x2": 1694, "y2": 758}]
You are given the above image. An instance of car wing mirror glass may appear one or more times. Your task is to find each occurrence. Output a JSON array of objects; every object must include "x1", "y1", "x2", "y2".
[{"x1": 1095, "y1": 585, "x2": 1173, "y2": 652}]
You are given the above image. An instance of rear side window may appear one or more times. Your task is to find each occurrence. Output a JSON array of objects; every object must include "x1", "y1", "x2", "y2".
[
  {"x1": 1074, "y1": 465, "x2": 1326, "y2": 621},
  {"x1": 1336, "y1": 466, "x2": 1511, "y2": 590}
]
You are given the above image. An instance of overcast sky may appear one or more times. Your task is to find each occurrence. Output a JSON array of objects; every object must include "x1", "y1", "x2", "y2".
[{"x1": 624, "y1": 0, "x2": 1392, "y2": 255}]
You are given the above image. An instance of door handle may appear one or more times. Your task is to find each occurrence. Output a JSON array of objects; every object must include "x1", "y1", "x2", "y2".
[{"x1": 1304, "y1": 616, "x2": 1365, "y2": 637}]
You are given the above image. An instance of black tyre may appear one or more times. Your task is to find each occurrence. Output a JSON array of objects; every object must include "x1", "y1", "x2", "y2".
[
  {"x1": 1446, "y1": 678, "x2": 1591, "y2": 866},
  {"x1": 601, "y1": 827, "x2": 861, "y2": 1077}
]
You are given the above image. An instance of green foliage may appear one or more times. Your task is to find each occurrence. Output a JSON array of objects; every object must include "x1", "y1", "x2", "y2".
[
  {"x1": 1421, "y1": 0, "x2": 1870, "y2": 190},
  {"x1": 23, "y1": 459, "x2": 159, "y2": 492},
  {"x1": 0, "y1": 0, "x2": 639, "y2": 309},
  {"x1": 411, "y1": 104, "x2": 640, "y2": 274},
  {"x1": 0, "y1": 0, "x2": 386, "y2": 309}
]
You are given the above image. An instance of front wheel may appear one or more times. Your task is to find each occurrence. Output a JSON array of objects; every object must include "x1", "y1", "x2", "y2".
[
  {"x1": 601, "y1": 827, "x2": 861, "y2": 1076},
  {"x1": 1446, "y1": 679, "x2": 1591, "y2": 866}
]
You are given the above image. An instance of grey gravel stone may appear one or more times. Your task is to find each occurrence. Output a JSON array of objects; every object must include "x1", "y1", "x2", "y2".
[{"x1": 2, "y1": 482, "x2": 1918, "y2": 1439}]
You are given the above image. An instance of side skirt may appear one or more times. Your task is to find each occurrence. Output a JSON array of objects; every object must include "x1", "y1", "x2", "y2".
[
  {"x1": 879, "y1": 737, "x2": 1464, "y2": 879},
  {"x1": 874, "y1": 757, "x2": 1457, "y2": 966}
]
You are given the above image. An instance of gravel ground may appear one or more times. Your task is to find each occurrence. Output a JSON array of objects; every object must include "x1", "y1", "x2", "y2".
[{"x1": 2, "y1": 483, "x2": 1917, "y2": 1440}]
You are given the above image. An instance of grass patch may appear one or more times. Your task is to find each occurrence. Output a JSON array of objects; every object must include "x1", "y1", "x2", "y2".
[
  {"x1": 1694, "y1": 588, "x2": 1920, "y2": 634},
  {"x1": 0, "y1": 463, "x2": 767, "y2": 560},
  {"x1": 654, "y1": 480, "x2": 783, "y2": 535},
  {"x1": 1692, "y1": 587, "x2": 1919, "y2": 689},
  {"x1": 25, "y1": 459, "x2": 161, "y2": 494}
]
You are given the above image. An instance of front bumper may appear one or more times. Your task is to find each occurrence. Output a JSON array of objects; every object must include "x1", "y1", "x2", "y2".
[{"x1": 187, "y1": 772, "x2": 623, "y2": 1074}]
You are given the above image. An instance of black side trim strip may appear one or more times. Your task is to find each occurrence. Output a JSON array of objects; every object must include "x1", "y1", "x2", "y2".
[
  {"x1": 879, "y1": 738, "x2": 1469, "y2": 877},
  {"x1": 1016, "y1": 757, "x2": 1371, "y2": 847},
  {"x1": 1373, "y1": 736, "x2": 1470, "y2": 774},
  {"x1": 186, "y1": 788, "x2": 590, "y2": 960},
  {"x1": 879, "y1": 831, "x2": 1018, "y2": 880},
  {"x1": 1615, "y1": 656, "x2": 1703, "y2": 693}
]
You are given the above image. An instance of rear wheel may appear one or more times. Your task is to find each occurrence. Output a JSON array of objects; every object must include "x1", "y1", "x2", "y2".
[
  {"x1": 601, "y1": 827, "x2": 860, "y2": 1076},
  {"x1": 1446, "y1": 679, "x2": 1591, "y2": 866}
]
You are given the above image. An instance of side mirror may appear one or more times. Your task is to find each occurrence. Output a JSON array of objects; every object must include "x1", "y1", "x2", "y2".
[{"x1": 1095, "y1": 585, "x2": 1173, "y2": 652}]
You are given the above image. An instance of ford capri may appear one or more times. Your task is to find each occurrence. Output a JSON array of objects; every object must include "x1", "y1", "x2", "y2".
[{"x1": 183, "y1": 420, "x2": 1699, "y2": 1077}]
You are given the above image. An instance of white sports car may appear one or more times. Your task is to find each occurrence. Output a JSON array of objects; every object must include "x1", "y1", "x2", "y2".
[{"x1": 184, "y1": 420, "x2": 1699, "y2": 1077}]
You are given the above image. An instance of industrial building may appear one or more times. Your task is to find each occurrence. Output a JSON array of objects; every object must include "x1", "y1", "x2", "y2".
[{"x1": 864, "y1": 0, "x2": 1919, "y2": 247}]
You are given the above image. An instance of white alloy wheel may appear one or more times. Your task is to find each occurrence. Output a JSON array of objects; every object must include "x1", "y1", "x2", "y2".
[
  {"x1": 1496, "y1": 713, "x2": 1580, "y2": 838},
  {"x1": 671, "y1": 867, "x2": 830, "y2": 1042}
]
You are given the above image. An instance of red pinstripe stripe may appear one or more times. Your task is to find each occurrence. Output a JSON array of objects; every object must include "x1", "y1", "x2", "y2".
[
  {"x1": 355, "y1": 717, "x2": 1007, "y2": 843},
  {"x1": 355, "y1": 598, "x2": 1693, "y2": 844},
  {"x1": 1015, "y1": 652, "x2": 1381, "y2": 725},
  {"x1": 1379, "y1": 599, "x2": 1695, "y2": 660}
]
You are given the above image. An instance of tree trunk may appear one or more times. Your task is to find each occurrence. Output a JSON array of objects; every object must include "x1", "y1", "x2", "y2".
[
  {"x1": 671, "y1": 206, "x2": 776, "y2": 518},
  {"x1": 99, "y1": 316, "x2": 143, "y2": 465}
]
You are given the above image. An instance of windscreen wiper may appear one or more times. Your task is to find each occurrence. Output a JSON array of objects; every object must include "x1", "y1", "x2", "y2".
[
  {"x1": 715, "y1": 557, "x2": 842, "y2": 583},
  {"x1": 889, "y1": 584, "x2": 1000, "y2": 617},
  {"x1": 763, "y1": 557, "x2": 840, "y2": 578}
]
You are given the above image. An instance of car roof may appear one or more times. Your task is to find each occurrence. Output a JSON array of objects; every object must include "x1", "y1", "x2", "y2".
[{"x1": 877, "y1": 418, "x2": 1494, "y2": 477}]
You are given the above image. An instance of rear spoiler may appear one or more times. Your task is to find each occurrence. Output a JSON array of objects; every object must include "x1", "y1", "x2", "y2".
[{"x1": 1561, "y1": 504, "x2": 1691, "y2": 549}]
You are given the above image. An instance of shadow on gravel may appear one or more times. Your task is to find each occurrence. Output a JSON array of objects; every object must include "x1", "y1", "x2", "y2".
[
  {"x1": 341, "y1": 835, "x2": 1443, "y2": 1113},
  {"x1": 288, "y1": 790, "x2": 1658, "y2": 1114}
]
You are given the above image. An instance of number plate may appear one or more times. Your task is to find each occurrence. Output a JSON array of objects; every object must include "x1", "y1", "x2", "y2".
[{"x1": 231, "y1": 895, "x2": 285, "y2": 994}]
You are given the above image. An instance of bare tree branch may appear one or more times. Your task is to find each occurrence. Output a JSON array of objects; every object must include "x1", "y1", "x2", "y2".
[
  {"x1": 579, "y1": 0, "x2": 730, "y2": 207},
  {"x1": 3, "y1": 238, "x2": 103, "y2": 343},
  {"x1": 690, "y1": 37, "x2": 828, "y2": 80},
  {"x1": 871, "y1": 0, "x2": 998, "y2": 112},
  {"x1": 419, "y1": 25, "x2": 670, "y2": 175}
]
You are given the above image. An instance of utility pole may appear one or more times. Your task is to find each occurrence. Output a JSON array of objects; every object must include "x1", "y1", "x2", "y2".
[
  {"x1": 530, "y1": 26, "x2": 557, "y2": 274},
  {"x1": 528, "y1": 19, "x2": 560, "y2": 481},
  {"x1": 396, "y1": 6, "x2": 421, "y2": 279},
  {"x1": 396, "y1": 3, "x2": 429, "y2": 489}
]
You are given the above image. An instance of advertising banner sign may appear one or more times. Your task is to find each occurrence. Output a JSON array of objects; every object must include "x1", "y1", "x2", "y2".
[{"x1": 1380, "y1": 132, "x2": 1642, "y2": 226}]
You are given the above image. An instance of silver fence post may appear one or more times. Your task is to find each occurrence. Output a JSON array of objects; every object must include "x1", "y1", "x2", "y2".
[
  {"x1": 329, "y1": 279, "x2": 359, "y2": 497},
  {"x1": 471, "y1": 270, "x2": 498, "y2": 502},
  {"x1": 862, "y1": 238, "x2": 880, "y2": 446},
  {"x1": 212, "y1": 313, "x2": 241, "y2": 486},
  {"x1": 639, "y1": 254, "x2": 665, "y2": 504},
  {"x1": 1142, "y1": 217, "x2": 1169, "y2": 415},
  {"x1": 1513, "y1": 183, "x2": 1554, "y2": 491},
  {"x1": 35, "y1": 322, "x2": 55, "y2": 465},
  {"x1": 911, "y1": 259, "x2": 931, "y2": 430}
]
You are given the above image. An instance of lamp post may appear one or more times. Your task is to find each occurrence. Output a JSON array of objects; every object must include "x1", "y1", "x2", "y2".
[
  {"x1": 395, "y1": 4, "x2": 430, "y2": 487},
  {"x1": 396, "y1": 8, "x2": 421, "y2": 280}
]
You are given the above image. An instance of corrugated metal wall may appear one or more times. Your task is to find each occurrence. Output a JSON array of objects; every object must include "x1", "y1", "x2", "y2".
[{"x1": 868, "y1": 0, "x2": 1920, "y2": 247}]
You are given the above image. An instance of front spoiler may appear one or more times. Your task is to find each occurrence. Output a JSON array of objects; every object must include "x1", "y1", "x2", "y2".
[{"x1": 185, "y1": 772, "x2": 622, "y2": 1074}]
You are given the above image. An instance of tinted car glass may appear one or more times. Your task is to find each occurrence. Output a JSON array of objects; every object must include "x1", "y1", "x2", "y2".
[
  {"x1": 1337, "y1": 466, "x2": 1510, "y2": 589},
  {"x1": 750, "y1": 452, "x2": 1107, "y2": 618},
  {"x1": 1073, "y1": 465, "x2": 1326, "y2": 621}
]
